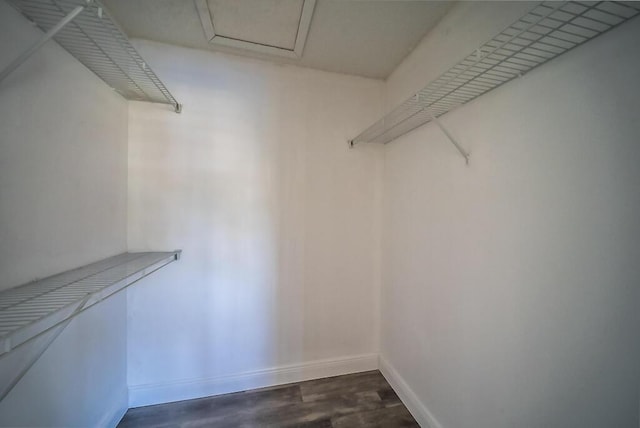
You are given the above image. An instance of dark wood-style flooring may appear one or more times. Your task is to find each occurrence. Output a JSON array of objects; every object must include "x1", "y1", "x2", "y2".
[{"x1": 117, "y1": 370, "x2": 419, "y2": 428}]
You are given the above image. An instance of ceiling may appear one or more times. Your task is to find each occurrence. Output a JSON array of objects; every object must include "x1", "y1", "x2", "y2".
[
  {"x1": 205, "y1": 0, "x2": 304, "y2": 50},
  {"x1": 103, "y1": 0, "x2": 455, "y2": 79}
]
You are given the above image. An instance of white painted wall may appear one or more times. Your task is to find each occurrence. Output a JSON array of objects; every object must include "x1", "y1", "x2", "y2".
[
  {"x1": 0, "y1": 0, "x2": 129, "y2": 425},
  {"x1": 4, "y1": 1, "x2": 638, "y2": 425},
  {"x1": 381, "y1": 3, "x2": 640, "y2": 428},
  {"x1": 126, "y1": 40, "x2": 383, "y2": 406}
]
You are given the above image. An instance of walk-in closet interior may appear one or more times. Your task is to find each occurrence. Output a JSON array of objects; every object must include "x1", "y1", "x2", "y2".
[{"x1": 1, "y1": 0, "x2": 639, "y2": 427}]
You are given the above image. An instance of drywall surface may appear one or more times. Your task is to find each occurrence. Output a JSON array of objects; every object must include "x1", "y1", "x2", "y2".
[
  {"x1": 127, "y1": 40, "x2": 383, "y2": 405},
  {"x1": 0, "y1": 293, "x2": 128, "y2": 428},
  {"x1": 381, "y1": 3, "x2": 640, "y2": 428},
  {"x1": 0, "y1": 1, "x2": 129, "y2": 426}
]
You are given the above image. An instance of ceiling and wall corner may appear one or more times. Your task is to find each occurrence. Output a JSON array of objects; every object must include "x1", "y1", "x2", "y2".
[{"x1": 102, "y1": 0, "x2": 455, "y2": 79}]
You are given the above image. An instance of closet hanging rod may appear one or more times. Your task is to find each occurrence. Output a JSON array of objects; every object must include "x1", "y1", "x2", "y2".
[{"x1": 349, "y1": 1, "x2": 640, "y2": 157}]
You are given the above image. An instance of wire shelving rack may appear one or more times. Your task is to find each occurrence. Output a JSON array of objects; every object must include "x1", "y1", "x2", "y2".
[
  {"x1": 0, "y1": 251, "x2": 181, "y2": 357},
  {"x1": 5, "y1": 0, "x2": 181, "y2": 112},
  {"x1": 0, "y1": 251, "x2": 180, "y2": 401},
  {"x1": 349, "y1": 1, "x2": 640, "y2": 157}
]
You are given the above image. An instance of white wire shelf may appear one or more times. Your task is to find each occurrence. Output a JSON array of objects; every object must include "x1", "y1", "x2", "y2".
[
  {"x1": 6, "y1": 0, "x2": 181, "y2": 111},
  {"x1": 0, "y1": 251, "x2": 181, "y2": 356},
  {"x1": 350, "y1": 1, "x2": 640, "y2": 147}
]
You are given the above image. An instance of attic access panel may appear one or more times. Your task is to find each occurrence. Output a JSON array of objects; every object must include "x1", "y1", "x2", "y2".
[{"x1": 195, "y1": 0, "x2": 316, "y2": 59}]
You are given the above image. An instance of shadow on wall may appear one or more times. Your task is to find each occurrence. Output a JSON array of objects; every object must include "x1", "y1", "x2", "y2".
[
  {"x1": 126, "y1": 69, "x2": 308, "y2": 388},
  {"x1": 125, "y1": 39, "x2": 381, "y2": 405}
]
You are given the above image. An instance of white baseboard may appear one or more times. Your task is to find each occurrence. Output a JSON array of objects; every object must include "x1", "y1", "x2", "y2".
[
  {"x1": 379, "y1": 355, "x2": 443, "y2": 428},
  {"x1": 128, "y1": 353, "x2": 379, "y2": 408},
  {"x1": 98, "y1": 386, "x2": 129, "y2": 428}
]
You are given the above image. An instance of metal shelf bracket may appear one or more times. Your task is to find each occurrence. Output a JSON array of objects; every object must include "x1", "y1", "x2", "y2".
[
  {"x1": 0, "y1": 251, "x2": 181, "y2": 403},
  {"x1": 0, "y1": 1, "x2": 89, "y2": 83},
  {"x1": 424, "y1": 106, "x2": 469, "y2": 165},
  {"x1": 4, "y1": 0, "x2": 182, "y2": 111},
  {"x1": 348, "y1": 1, "x2": 640, "y2": 156},
  {"x1": 0, "y1": 295, "x2": 89, "y2": 403}
]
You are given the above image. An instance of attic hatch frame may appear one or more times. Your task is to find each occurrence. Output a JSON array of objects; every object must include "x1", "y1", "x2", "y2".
[
  {"x1": 1, "y1": 0, "x2": 182, "y2": 113},
  {"x1": 348, "y1": 1, "x2": 640, "y2": 164},
  {"x1": 194, "y1": 0, "x2": 316, "y2": 59}
]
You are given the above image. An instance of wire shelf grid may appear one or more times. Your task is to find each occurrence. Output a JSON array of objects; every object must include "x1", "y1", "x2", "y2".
[
  {"x1": 0, "y1": 251, "x2": 180, "y2": 355},
  {"x1": 351, "y1": 1, "x2": 640, "y2": 145},
  {"x1": 7, "y1": 0, "x2": 180, "y2": 109}
]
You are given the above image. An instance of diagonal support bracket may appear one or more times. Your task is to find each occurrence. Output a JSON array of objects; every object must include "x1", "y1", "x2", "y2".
[
  {"x1": 425, "y1": 108, "x2": 470, "y2": 165},
  {"x1": 0, "y1": 1, "x2": 89, "y2": 83},
  {"x1": 0, "y1": 294, "x2": 91, "y2": 403}
]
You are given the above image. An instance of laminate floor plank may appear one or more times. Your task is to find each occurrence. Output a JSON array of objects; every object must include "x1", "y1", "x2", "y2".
[
  {"x1": 300, "y1": 371, "x2": 389, "y2": 400},
  {"x1": 119, "y1": 385, "x2": 302, "y2": 428},
  {"x1": 332, "y1": 406, "x2": 420, "y2": 428},
  {"x1": 117, "y1": 370, "x2": 418, "y2": 428},
  {"x1": 183, "y1": 392, "x2": 384, "y2": 427},
  {"x1": 376, "y1": 386, "x2": 404, "y2": 407}
]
